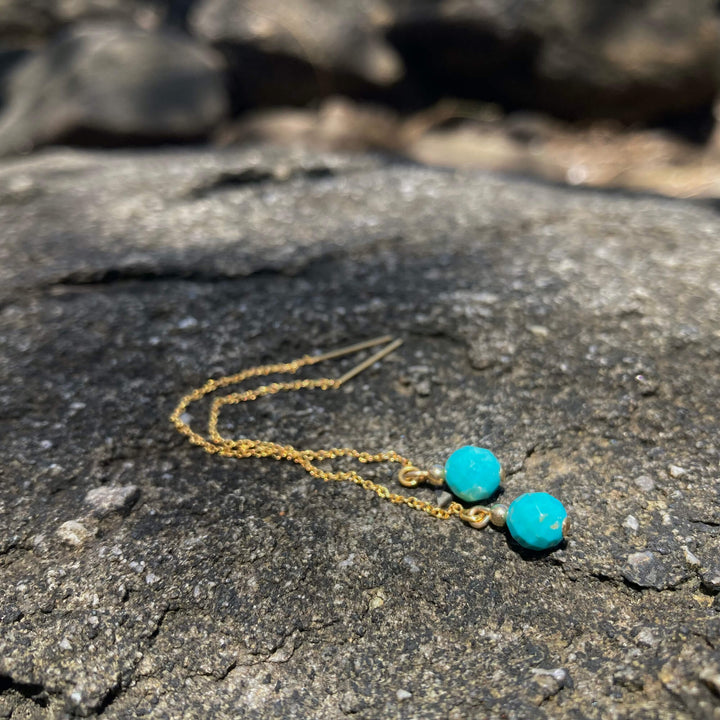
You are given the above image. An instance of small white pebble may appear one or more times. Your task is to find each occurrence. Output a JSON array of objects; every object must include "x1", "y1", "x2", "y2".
[
  {"x1": 634, "y1": 475, "x2": 655, "y2": 492},
  {"x1": 623, "y1": 515, "x2": 640, "y2": 532},
  {"x1": 145, "y1": 573, "x2": 159, "y2": 585},
  {"x1": 40, "y1": 440, "x2": 53, "y2": 450},
  {"x1": 396, "y1": 689, "x2": 412, "y2": 701},
  {"x1": 527, "y1": 325, "x2": 549, "y2": 337},
  {"x1": 531, "y1": 667, "x2": 568, "y2": 684},
  {"x1": 59, "y1": 638, "x2": 73, "y2": 651},
  {"x1": 84, "y1": 484, "x2": 139, "y2": 517},
  {"x1": 668, "y1": 465, "x2": 687, "y2": 479},
  {"x1": 56, "y1": 520, "x2": 94, "y2": 547},
  {"x1": 635, "y1": 628, "x2": 658, "y2": 648}
]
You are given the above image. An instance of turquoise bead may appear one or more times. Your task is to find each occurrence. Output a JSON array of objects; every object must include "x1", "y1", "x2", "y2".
[
  {"x1": 444, "y1": 446, "x2": 502, "y2": 502},
  {"x1": 506, "y1": 492, "x2": 567, "y2": 551}
]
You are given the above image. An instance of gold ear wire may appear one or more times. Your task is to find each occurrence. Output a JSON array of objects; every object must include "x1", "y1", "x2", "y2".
[
  {"x1": 171, "y1": 335, "x2": 470, "y2": 527},
  {"x1": 300, "y1": 334, "x2": 403, "y2": 386},
  {"x1": 334, "y1": 338, "x2": 403, "y2": 386},
  {"x1": 305, "y1": 334, "x2": 398, "y2": 364}
]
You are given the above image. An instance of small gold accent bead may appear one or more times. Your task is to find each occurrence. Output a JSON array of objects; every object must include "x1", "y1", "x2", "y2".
[
  {"x1": 489, "y1": 503, "x2": 508, "y2": 527},
  {"x1": 427, "y1": 464, "x2": 446, "y2": 487},
  {"x1": 562, "y1": 516, "x2": 571, "y2": 538}
]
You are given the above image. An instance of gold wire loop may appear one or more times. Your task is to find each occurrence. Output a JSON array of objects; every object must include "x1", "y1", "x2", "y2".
[
  {"x1": 398, "y1": 466, "x2": 427, "y2": 488},
  {"x1": 460, "y1": 505, "x2": 491, "y2": 529}
]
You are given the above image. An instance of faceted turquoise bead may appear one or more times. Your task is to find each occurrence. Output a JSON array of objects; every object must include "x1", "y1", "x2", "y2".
[
  {"x1": 506, "y1": 492, "x2": 567, "y2": 551},
  {"x1": 444, "y1": 446, "x2": 502, "y2": 502}
]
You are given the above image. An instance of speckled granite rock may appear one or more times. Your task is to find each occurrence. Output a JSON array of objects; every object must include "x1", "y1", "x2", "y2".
[{"x1": 1, "y1": 146, "x2": 720, "y2": 718}]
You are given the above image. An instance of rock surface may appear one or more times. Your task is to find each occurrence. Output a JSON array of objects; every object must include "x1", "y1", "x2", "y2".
[
  {"x1": 1, "y1": 146, "x2": 720, "y2": 717},
  {"x1": 388, "y1": 0, "x2": 720, "y2": 121},
  {"x1": 190, "y1": 0, "x2": 403, "y2": 109},
  {"x1": 0, "y1": 25, "x2": 228, "y2": 155},
  {"x1": 0, "y1": 0, "x2": 194, "y2": 45}
]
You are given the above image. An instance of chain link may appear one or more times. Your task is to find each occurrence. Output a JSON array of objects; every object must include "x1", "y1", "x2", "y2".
[{"x1": 169, "y1": 345, "x2": 469, "y2": 525}]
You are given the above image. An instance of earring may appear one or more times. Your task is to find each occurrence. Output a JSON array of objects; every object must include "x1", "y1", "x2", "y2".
[{"x1": 170, "y1": 336, "x2": 570, "y2": 552}]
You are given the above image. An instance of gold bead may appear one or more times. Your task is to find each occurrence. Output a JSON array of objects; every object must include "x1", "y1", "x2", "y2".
[
  {"x1": 489, "y1": 503, "x2": 508, "y2": 527},
  {"x1": 427, "y1": 464, "x2": 446, "y2": 487}
]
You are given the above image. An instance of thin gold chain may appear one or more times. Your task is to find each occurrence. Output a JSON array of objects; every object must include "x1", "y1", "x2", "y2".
[{"x1": 170, "y1": 338, "x2": 472, "y2": 524}]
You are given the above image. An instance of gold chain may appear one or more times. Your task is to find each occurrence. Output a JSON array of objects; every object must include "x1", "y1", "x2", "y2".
[{"x1": 170, "y1": 337, "x2": 482, "y2": 525}]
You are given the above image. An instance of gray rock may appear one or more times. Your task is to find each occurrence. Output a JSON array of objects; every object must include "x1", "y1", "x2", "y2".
[
  {"x1": 623, "y1": 551, "x2": 689, "y2": 591},
  {"x1": 0, "y1": 25, "x2": 228, "y2": 155},
  {"x1": 701, "y1": 568, "x2": 720, "y2": 594},
  {"x1": 387, "y1": 0, "x2": 720, "y2": 122},
  {"x1": 530, "y1": 0, "x2": 720, "y2": 122},
  {"x1": 1, "y1": 145, "x2": 720, "y2": 717},
  {"x1": 190, "y1": 0, "x2": 403, "y2": 108},
  {"x1": 55, "y1": 519, "x2": 97, "y2": 546},
  {"x1": 634, "y1": 474, "x2": 655, "y2": 492},
  {"x1": 0, "y1": 0, "x2": 193, "y2": 45},
  {"x1": 84, "y1": 484, "x2": 140, "y2": 517}
]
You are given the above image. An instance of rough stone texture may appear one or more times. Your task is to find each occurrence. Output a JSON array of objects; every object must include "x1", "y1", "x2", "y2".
[
  {"x1": 0, "y1": 25, "x2": 228, "y2": 155},
  {"x1": 84, "y1": 485, "x2": 140, "y2": 518},
  {"x1": 1, "y1": 145, "x2": 720, "y2": 718}
]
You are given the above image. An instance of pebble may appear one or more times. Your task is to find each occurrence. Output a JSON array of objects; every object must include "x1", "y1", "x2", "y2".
[
  {"x1": 396, "y1": 689, "x2": 412, "y2": 701},
  {"x1": 623, "y1": 551, "x2": 670, "y2": 590},
  {"x1": 530, "y1": 667, "x2": 570, "y2": 703},
  {"x1": 56, "y1": 520, "x2": 95, "y2": 547},
  {"x1": 634, "y1": 627, "x2": 659, "y2": 648},
  {"x1": 84, "y1": 484, "x2": 139, "y2": 517},
  {"x1": 531, "y1": 667, "x2": 570, "y2": 686},
  {"x1": 702, "y1": 569, "x2": 720, "y2": 594},
  {"x1": 682, "y1": 546, "x2": 701, "y2": 568},
  {"x1": 623, "y1": 515, "x2": 640, "y2": 532},
  {"x1": 634, "y1": 475, "x2": 655, "y2": 492},
  {"x1": 668, "y1": 465, "x2": 687, "y2": 479}
]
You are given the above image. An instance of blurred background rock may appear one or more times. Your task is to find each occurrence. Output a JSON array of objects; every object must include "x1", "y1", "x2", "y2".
[{"x1": 2, "y1": 0, "x2": 720, "y2": 198}]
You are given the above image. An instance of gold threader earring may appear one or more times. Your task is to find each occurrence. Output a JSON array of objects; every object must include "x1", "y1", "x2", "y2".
[{"x1": 170, "y1": 336, "x2": 570, "y2": 552}]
